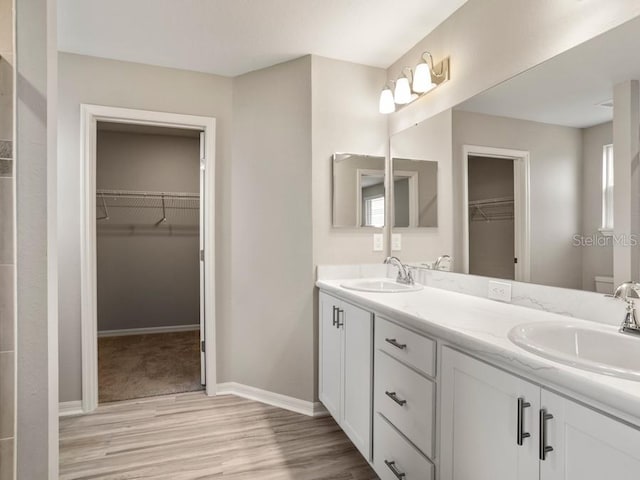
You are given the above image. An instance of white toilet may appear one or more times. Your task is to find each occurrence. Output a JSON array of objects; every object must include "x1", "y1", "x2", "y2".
[{"x1": 594, "y1": 275, "x2": 614, "y2": 294}]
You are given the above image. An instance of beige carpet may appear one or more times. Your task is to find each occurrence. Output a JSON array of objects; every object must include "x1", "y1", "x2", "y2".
[{"x1": 98, "y1": 330, "x2": 203, "y2": 403}]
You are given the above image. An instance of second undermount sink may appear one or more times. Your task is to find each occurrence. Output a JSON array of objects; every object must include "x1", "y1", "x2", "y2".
[
  {"x1": 341, "y1": 278, "x2": 423, "y2": 293},
  {"x1": 508, "y1": 321, "x2": 640, "y2": 381}
]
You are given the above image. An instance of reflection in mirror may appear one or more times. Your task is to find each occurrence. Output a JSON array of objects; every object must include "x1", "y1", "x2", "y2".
[
  {"x1": 392, "y1": 158, "x2": 437, "y2": 228},
  {"x1": 332, "y1": 153, "x2": 386, "y2": 228},
  {"x1": 390, "y1": 16, "x2": 640, "y2": 293}
]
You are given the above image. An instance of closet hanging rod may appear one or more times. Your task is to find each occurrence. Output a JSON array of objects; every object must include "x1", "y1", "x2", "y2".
[
  {"x1": 96, "y1": 189, "x2": 199, "y2": 199},
  {"x1": 468, "y1": 196, "x2": 514, "y2": 207}
]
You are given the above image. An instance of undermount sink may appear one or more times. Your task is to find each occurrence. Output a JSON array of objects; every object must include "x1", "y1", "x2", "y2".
[
  {"x1": 341, "y1": 278, "x2": 423, "y2": 293},
  {"x1": 509, "y1": 322, "x2": 640, "y2": 381}
]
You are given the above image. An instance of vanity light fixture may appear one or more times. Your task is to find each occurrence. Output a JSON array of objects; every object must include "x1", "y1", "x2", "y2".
[
  {"x1": 379, "y1": 83, "x2": 396, "y2": 114},
  {"x1": 394, "y1": 67, "x2": 413, "y2": 105},
  {"x1": 379, "y1": 51, "x2": 450, "y2": 114}
]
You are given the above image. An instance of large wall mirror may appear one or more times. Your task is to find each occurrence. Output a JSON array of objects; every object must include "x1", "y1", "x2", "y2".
[
  {"x1": 332, "y1": 153, "x2": 386, "y2": 228},
  {"x1": 390, "y1": 15, "x2": 640, "y2": 294}
]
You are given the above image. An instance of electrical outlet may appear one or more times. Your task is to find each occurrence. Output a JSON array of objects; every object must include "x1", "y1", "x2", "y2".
[
  {"x1": 373, "y1": 233, "x2": 384, "y2": 252},
  {"x1": 488, "y1": 280, "x2": 512, "y2": 302},
  {"x1": 392, "y1": 234, "x2": 402, "y2": 251}
]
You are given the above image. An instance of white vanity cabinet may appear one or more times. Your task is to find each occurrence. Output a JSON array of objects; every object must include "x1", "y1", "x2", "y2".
[
  {"x1": 318, "y1": 292, "x2": 373, "y2": 461},
  {"x1": 441, "y1": 347, "x2": 640, "y2": 480}
]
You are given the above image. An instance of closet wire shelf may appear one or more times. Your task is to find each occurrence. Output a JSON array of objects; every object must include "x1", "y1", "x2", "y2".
[
  {"x1": 469, "y1": 197, "x2": 514, "y2": 222},
  {"x1": 96, "y1": 189, "x2": 200, "y2": 225}
]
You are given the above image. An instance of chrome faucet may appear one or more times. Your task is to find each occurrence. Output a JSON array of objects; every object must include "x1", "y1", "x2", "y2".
[
  {"x1": 611, "y1": 282, "x2": 640, "y2": 335},
  {"x1": 384, "y1": 256, "x2": 414, "y2": 285},
  {"x1": 434, "y1": 254, "x2": 452, "y2": 271}
]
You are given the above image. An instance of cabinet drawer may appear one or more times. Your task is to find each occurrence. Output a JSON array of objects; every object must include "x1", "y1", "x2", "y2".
[
  {"x1": 375, "y1": 317, "x2": 435, "y2": 377},
  {"x1": 375, "y1": 351, "x2": 435, "y2": 457},
  {"x1": 374, "y1": 413, "x2": 434, "y2": 480}
]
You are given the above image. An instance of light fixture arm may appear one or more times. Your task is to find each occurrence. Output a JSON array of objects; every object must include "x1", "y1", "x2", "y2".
[
  {"x1": 400, "y1": 66, "x2": 413, "y2": 82},
  {"x1": 421, "y1": 51, "x2": 445, "y2": 78}
]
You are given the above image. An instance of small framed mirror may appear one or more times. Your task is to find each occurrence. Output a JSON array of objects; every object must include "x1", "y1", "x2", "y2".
[
  {"x1": 332, "y1": 153, "x2": 386, "y2": 228},
  {"x1": 392, "y1": 157, "x2": 438, "y2": 228}
]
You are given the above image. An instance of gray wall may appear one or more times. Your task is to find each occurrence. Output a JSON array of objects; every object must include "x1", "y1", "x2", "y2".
[
  {"x1": 232, "y1": 56, "x2": 314, "y2": 401},
  {"x1": 96, "y1": 130, "x2": 200, "y2": 332},
  {"x1": 581, "y1": 121, "x2": 614, "y2": 290},
  {"x1": 16, "y1": 0, "x2": 59, "y2": 476},
  {"x1": 57, "y1": 53, "x2": 233, "y2": 402},
  {"x1": 452, "y1": 110, "x2": 583, "y2": 289},
  {"x1": 311, "y1": 56, "x2": 389, "y2": 266}
]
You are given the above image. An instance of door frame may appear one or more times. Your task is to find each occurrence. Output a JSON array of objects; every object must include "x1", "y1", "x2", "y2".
[
  {"x1": 80, "y1": 104, "x2": 217, "y2": 412},
  {"x1": 462, "y1": 145, "x2": 531, "y2": 282},
  {"x1": 391, "y1": 169, "x2": 419, "y2": 228}
]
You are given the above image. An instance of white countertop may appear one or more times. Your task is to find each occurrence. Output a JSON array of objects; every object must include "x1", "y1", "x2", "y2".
[{"x1": 317, "y1": 278, "x2": 640, "y2": 425}]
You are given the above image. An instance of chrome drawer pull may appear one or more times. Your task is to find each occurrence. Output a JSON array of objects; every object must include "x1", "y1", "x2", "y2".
[
  {"x1": 517, "y1": 397, "x2": 531, "y2": 446},
  {"x1": 385, "y1": 391, "x2": 407, "y2": 406},
  {"x1": 384, "y1": 460, "x2": 406, "y2": 479},
  {"x1": 539, "y1": 409, "x2": 554, "y2": 460},
  {"x1": 336, "y1": 308, "x2": 344, "y2": 328},
  {"x1": 385, "y1": 338, "x2": 407, "y2": 350},
  {"x1": 332, "y1": 306, "x2": 338, "y2": 327}
]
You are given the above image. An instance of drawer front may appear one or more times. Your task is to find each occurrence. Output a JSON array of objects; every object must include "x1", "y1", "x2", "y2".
[
  {"x1": 374, "y1": 413, "x2": 434, "y2": 480},
  {"x1": 375, "y1": 351, "x2": 435, "y2": 457},
  {"x1": 375, "y1": 317, "x2": 435, "y2": 377}
]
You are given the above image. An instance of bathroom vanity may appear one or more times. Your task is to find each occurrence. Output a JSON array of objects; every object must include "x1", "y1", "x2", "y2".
[{"x1": 317, "y1": 274, "x2": 640, "y2": 480}]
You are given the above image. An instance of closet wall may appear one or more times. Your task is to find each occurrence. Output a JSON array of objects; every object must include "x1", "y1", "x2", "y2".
[{"x1": 96, "y1": 126, "x2": 200, "y2": 333}]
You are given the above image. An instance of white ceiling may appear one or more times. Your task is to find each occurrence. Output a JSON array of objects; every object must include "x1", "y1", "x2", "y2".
[
  {"x1": 58, "y1": 0, "x2": 467, "y2": 77},
  {"x1": 456, "y1": 16, "x2": 640, "y2": 129}
]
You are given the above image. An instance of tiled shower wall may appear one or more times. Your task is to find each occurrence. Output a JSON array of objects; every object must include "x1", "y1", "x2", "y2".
[{"x1": 0, "y1": 0, "x2": 15, "y2": 477}]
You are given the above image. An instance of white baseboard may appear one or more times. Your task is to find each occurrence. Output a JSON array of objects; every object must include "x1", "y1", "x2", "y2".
[
  {"x1": 216, "y1": 382, "x2": 329, "y2": 418},
  {"x1": 59, "y1": 401, "x2": 84, "y2": 417},
  {"x1": 98, "y1": 324, "x2": 200, "y2": 337}
]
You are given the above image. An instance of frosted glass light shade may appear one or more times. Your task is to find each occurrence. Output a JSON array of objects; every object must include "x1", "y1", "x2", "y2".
[
  {"x1": 394, "y1": 76, "x2": 412, "y2": 104},
  {"x1": 413, "y1": 62, "x2": 436, "y2": 93},
  {"x1": 379, "y1": 87, "x2": 395, "y2": 114}
]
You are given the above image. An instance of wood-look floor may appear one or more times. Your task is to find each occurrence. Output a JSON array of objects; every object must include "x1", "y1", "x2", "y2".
[{"x1": 59, "y1": 392, "x2": 379, "y2": 480}]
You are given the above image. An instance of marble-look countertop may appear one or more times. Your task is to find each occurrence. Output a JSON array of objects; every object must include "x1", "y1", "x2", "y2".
[{"x1": 317, "y1": 277, "x2": 640, "y2": 426}]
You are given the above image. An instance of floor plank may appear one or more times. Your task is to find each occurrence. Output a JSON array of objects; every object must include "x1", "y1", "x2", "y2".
[{"x1": 59, "y1": 392, "x2": 379, "y2": 480}]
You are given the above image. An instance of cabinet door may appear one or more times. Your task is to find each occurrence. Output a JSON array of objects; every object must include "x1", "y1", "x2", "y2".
[
  {"x1": 440, "y1": 348, "x2": 539, "y2": 480},
  {"x1": 319, "y1": 292, "x2": 342, "y2": 420},
  {"x1": 341, "y1": 302, "x2": 373, "y2": 461},
  {"x1": 540, "y1": 390, "x2": 640, "y2": 480}
]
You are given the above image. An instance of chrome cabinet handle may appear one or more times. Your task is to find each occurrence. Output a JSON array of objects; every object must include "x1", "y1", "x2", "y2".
[
  {"x1": 385, "y1": 391, "x2": 407, "y2": 406},
  {"x1": 539, "y1": 409, "x2": 554, "y2": 460},
  {"x1": 336, "y1": 308, "x2": 344, "y2": 328},
  {"x1": 385, "y1": 338, "x2": 407, "y2": 350},
  {"x1": 332, "y1": 306, "x2": 337, "y2": 327},
  {"x1": 517, "y1": 397, "x2": 531, "y2": 446},
  {"x1": 384, "y1": 460, "x2": 406, "y2": 479}
]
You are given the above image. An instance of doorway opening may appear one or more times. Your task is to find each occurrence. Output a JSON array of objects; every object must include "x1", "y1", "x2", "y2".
[
  {"x1": 96, "y1": 122, "x2": 204, "y2": 402},
  {"x1": 81, "y1": 105, "x2": 216, "y2": 412},
  {"x1": 462, "y1": 145, "x2": 530, "y2": 282}
]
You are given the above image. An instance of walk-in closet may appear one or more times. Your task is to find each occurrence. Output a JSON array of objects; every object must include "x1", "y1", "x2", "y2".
[{"x1": 95, "y1": 122, "x2": 204, "y2": 402}]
